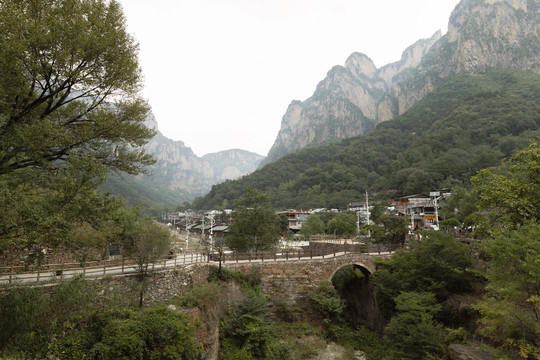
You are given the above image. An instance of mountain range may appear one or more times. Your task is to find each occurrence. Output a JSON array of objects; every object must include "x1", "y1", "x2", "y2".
[
  {"x1": 103, "y1": 112, "x2": 264, "y2": 210},
  {"x1": 192, "y1": 66, "x2": 540, "y2": 209},
  {"x1": 261, "y1": 0, "x2": 540, "y2": 166},
  {"x1": 108, "y1": 0, "x2": 540, "y2": 210}
]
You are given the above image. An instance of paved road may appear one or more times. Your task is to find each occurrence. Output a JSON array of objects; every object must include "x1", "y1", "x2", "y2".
[{"x1": 0, "y1": 253, "x2": 208, "y2": 286}]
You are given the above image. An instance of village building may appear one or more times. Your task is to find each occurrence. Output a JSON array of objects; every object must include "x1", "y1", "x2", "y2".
[{"x1": 276, "y1": 209, "x2": 310, "y2": 233}]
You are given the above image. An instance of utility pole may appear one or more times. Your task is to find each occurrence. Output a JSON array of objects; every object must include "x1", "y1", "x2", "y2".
[
  {"x1": 209, "y1": 214, "x2": 215, "y2": 255},
  {"x1": 356, "y1": 211, "x2": 360, "y2": 236},
  {"x1": 434, "y1": 196, "x2": 441, "y2": 230},
  {"x1": 366, "y1": 190, "x2": 371, "y2": 238},
  {"x1": 410, "y1": 203, "x2": 415, "y2": 231},
  {"x1": 185, "y1": 215, "x2": 190, "y2": 253},
  {"x1": 201, "y1": 215, "x2": 205, "y2": 238}
]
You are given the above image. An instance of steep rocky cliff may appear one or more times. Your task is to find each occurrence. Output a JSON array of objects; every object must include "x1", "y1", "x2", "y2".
[
  {"x1": 262, "y1": 0, "x2": 540, "y2": 166},
  {"x1": 105, "y1": 113, "x2": 264, "y2": 206}
]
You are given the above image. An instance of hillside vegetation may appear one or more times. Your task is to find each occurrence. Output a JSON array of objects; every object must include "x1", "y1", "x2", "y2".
[{"x1": 193, "y1": 68, "x2": 540, "y2": 210}]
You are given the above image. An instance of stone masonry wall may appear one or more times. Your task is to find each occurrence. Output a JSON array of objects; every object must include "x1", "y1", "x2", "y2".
[{"x1": 220, "y1": 254, "x2": 388, "y2": 303}]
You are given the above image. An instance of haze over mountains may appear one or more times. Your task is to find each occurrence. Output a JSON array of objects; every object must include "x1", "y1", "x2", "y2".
[{"x1": 109, "y1": 0, "x2": 540, "y2": 210}]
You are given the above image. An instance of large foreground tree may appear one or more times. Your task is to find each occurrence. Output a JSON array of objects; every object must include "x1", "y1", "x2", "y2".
[{"x1": 0, "y1": 0, "x2": 155, "y2": 249}]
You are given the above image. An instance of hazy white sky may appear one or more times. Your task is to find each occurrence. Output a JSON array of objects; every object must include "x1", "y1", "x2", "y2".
[{"x1": 118, "y1": 0, "x2": 460, "y2": 157}]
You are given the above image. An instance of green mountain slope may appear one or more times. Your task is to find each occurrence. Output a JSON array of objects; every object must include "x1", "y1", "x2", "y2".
[
  {"x1": 192, "y1": 68, "x2": 540, "y2": 210},
  {"x1": 102, "y1": 173, "x2": 193, "y2": 211}
]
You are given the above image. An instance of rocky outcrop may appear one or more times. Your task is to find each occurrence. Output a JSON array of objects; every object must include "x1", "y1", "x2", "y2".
[{"x1": 263, "y1": 0, "x2": 540, "y2": 165}]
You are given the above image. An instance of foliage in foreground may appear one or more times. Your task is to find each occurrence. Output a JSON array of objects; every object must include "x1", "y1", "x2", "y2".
[
  {"x1": 471, "y1": 139, "x2": 540, "y2": 359},
  {"x1": 215, "y1": 272, "x2": 393, "y2": 360},
  {"x1": 0, "y1": 277, "x2": 202, "y2": 359},
  {"x1": 385, "y1": 292, "x2": 445, "y2": 360},
  {"x1": 0, "y1": 0, "x2": 155, "y2": 250},
  {"x1": 88, "y1": 307, "x2": 201, "y2": 360},
  {"x1": 372, "y1": 231, "x2": 474, "y2": 322}
]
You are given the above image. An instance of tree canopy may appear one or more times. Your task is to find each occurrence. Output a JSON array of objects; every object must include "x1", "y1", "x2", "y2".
[
  {"x1": 471, "y1": 139, "x2": 540, "y2": 357},
  {"x1": 299, "y1": 213, "x2": 325, "y2": 236},
  {"x1": 370, "y1": 214, "x2": 408, "y2": 245},
  {"x1": 371, "y1": 231, "x2": 473, "y2": 321},
  {"x1": 226, "y1": 187, "x2": 280, "y2": 252},
  {"x1": 327, "y1": 212, "x2": 357, "y2": 237},
  {"x1": 0, "y1": 0, "x2": 155, "y2": 249},
  {"x1": 0, "y1": 0, "x2": 153, "y2": 176},
  {"x1": 472, "y1": 137, "x2": 540, "y2": 228}
]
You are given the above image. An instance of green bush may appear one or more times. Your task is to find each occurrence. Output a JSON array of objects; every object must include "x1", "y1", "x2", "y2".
[
  {"x1": 208, "y1": 265, "x2": 262, "y2": 291},
  {"x1": 439, "y1": 217, "x2": 461, "y2": 228},
  {"x1": 89, "y1": 307, "x2": 202, "y2": 360},
  {"x1": 308, "y1": 281, "x2": 345, "y2": 320},
  {"x1": 220, "y1": 338, "x2": 254, "y2": 360},
  {"x1": 445, "y1": 327, "x2": 469, "y2": 344},
  {"x1": 220, "y1": 290, "x2": 272, "y2": 358},
  {"x1": 385, "y1": 292, "x2": 445, "y2": 360},
  {"x1": 177, "y1": 282, "x2": 223, "y2": 312},
  {"x1": 0, "y1": 287, "x2": 49, "y2": 350}
]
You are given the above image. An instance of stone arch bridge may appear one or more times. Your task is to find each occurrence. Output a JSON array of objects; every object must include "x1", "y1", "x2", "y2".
[{"x1": 219, "y1": 253, "x2": 392, "y2": 302}]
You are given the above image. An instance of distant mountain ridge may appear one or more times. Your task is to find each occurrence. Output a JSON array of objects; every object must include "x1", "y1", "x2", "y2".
[
  {"x1": 104, "y1": 113, "x2": 264, "y2": 208},
  {"x1": 261, "y1": 0, "x2": 540, "y2": 166}
]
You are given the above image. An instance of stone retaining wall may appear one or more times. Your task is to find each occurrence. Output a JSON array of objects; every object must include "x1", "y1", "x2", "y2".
[
  {"x1": 144, "y1": 264, "x2": 209, "y2": 304},
  {"x1": 0, "y1": 244, "x2": 106, "y2": 268}
]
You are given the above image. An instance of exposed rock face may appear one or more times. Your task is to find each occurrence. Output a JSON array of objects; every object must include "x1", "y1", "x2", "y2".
[
  {"x1": 108, "y1": 114, "x2": 265, "y2": 203},
  {"x1": 143, "y1": 130, "x2": 263, "y2": 195},
  {"x1": 262, "y1": 0, "x2": 540, "y2": 166},
  {"x1": 141, "y1": 131, "x2": 214, "y2": 195},
  {"x1": 202, "y1": 149, "x2": 265, "y2": 182}
]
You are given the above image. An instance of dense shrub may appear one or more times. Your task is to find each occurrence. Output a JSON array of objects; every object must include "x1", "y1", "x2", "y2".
[
  {"x1": 308, "y1": 280, "x2": 346, "y2": 320},
  {"x1": 88, "y1": 307, "x2": 201, "y2": 360}
]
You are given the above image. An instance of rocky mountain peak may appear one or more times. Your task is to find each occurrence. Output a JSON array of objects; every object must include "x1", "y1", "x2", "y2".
[
  {"x1": 485, "y1": 0, "x2": 528, "y2": 11},
  {"x1": 144, "y1": 111, "x2": 159, "y2": 132},
  {"x1": 448, "y1": 0, "x2": 531, "y2": 44},
  {"x1": 108, "y1": 112, "x2": 265, "y2": 205},
  {"x1": 345, "y1": 53, "x2": 377, "y2": 79}
]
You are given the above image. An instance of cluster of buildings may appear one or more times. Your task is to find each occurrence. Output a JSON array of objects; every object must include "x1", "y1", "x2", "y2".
[{"x1": 161, "y1": 191, "x2": 450, "y2": 237}]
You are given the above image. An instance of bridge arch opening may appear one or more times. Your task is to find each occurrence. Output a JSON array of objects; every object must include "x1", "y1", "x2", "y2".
[{"x1": 331, "y1": 264, "x2": 383, "y2": 333}]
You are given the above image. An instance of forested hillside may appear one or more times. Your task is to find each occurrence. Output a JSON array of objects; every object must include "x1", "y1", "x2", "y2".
[{"x1": 192, "y1": 68, "x2": 540, "y2": 210}]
